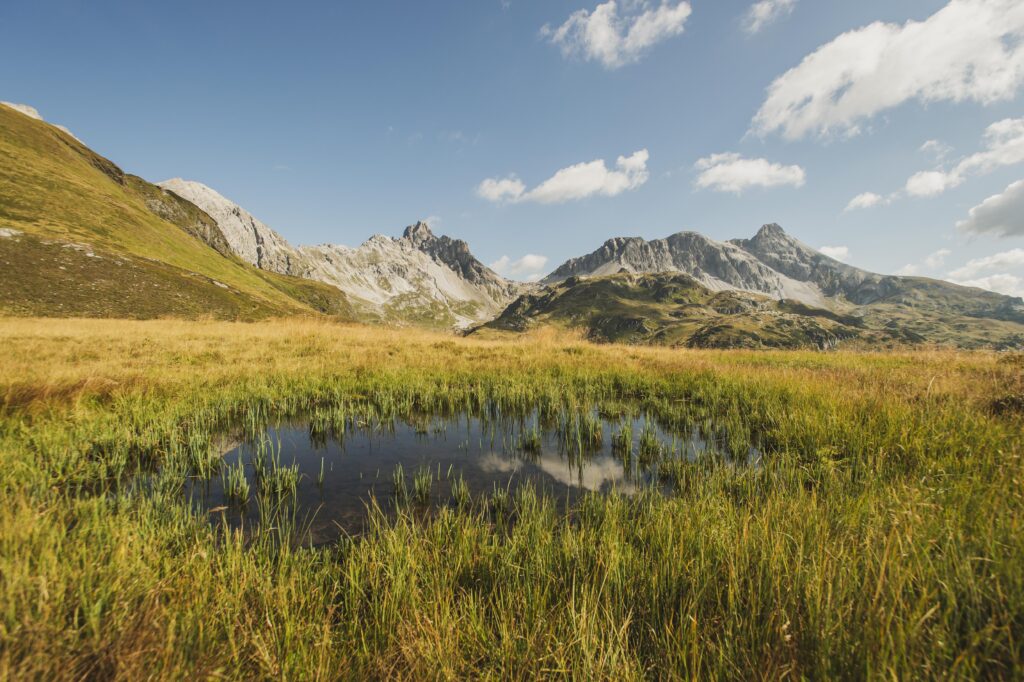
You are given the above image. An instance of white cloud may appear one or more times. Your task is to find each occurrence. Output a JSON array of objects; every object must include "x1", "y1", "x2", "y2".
[
  {"x1": 905, "y1": 117, "x2": 1024, "y2": 197},
  {"x1": 478, "y1": 150, "x2": 650, "y2": 205},
  {"x1": 947, "y1": 273, "x2": 1024, "y2": 298},
  {"x1": 845, "y1": 192, "x2": 886, "y2": 211},
  {"x1": 920, "y1": 139, "x2": 953, "y2": 160},
  {"x1": 694, "y1": 153, "x2": 805, "y2": 193},
  {"x1": 895, "y1": 264, "x2": 920, "y2": 276},
  {"x1": 948, "y1": 248, "x2": 1024, "y2": 279},
  {"x1": 490, "y1": 254, "x2": 550, "y2": 281},
  {"x1": 957, "y1": 179, "x2": 1024, "y2": 237},
  {"x1": 743, "y1": 0, "x2": 797, "y2": 34},
  {"x1": 542, "y1": 1, "x2": 692, "y2": 69},
  {"x1": 925, "y1": 248, "x2": 952, "y2": 270},
  {"x1": 477, "y1": 177, "x2": 527, "y2": 203},
  {"x1": 895, "y1": 248, "x2": 953, "y2": 276},
  {"x1": 905, "y1": 171, "x2": 960, "y2": 197},
  {"x1": 752, "y1": 0, "x2": 1024, "y2": 140},
  {"x1": 819, "y1": 245, "x2": 849, "y2": 261}
]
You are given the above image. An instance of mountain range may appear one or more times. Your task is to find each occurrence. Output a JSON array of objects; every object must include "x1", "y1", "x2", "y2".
[
  {"x1": 2, "y1": 101, "x2": 1023, "y2": 349},
  {"x1": 156, "y1": 179, "x2": 522, "y2": 327}
]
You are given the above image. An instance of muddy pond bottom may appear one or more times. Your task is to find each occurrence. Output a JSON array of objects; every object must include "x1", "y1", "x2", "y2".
[{"x1": 189, "y1": 412, "x2": 758, "y2": 543}]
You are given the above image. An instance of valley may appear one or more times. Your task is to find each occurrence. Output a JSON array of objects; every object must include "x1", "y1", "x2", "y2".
[
  {"x1": 1, "y1": 74, "x2": 1023, "y2": 679},
  {"x1": 4, "y1": 100, "x2": 1022, "y2": 348}
]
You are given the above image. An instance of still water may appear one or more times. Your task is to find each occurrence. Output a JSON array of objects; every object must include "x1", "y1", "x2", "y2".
[{"x1": 189, "y1": 412, "x2": 758, "y2": 543}]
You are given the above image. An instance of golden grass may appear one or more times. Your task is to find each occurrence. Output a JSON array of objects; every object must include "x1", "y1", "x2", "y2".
[{"x1": 0, "y1": 317, "x2": 1021, "y2": 680}]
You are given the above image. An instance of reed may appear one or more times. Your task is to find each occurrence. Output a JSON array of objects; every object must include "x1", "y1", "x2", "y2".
[
  {"x1": 222, "y1": 460, "x2": 250, "y2": 505},
  {"x1": 0, "y1": 318, "x2": 1020, "y2": 680},
  {"x1": 413, "y1": 465, "x2": 432, "y2": 506}
]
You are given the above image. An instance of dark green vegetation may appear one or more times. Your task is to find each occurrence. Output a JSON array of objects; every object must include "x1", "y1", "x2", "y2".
[
  {"x1": 480, "y1": 272, "x2": 1024, "y2": 349},
  {"x1": 1, "y1": 319, "x2": 1022, "y2": 679},
  {"x1": 0, "y1": 104, "x2": 352, "y2": 320}
]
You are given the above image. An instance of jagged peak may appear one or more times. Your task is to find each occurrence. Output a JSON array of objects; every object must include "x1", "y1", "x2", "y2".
[
  {"x1": 755, "y1": 223, "x2": 787, "y2": 239},
  {"x1": 403, "y1": 221, "x2": 435, "y2": 244}
]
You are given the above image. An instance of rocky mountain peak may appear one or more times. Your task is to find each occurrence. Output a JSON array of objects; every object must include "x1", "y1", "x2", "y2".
[
  {"x1": 403, "y1": 221, "x2": 435, "y2": 246},
  {"x1": 747, "y1": 223, "x2": 800, "y2": 251},
  {"x1": 756, "y1": 223, "x2": 786, "y2": 238}
]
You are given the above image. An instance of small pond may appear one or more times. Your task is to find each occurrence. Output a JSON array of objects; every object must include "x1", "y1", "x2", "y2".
[{"x1": 187, "y1": 411, "x2": 760, "y2": 543}]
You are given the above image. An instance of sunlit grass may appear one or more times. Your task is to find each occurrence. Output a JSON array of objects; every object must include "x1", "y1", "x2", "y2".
[{"x1": 0, "y1": 317, "x2": 1021, "y2": 679}]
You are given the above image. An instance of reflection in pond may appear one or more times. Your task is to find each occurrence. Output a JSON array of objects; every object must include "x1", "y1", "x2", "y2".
[{"x1": 188, "y1": 410, "x2": 759, "y2": 543}]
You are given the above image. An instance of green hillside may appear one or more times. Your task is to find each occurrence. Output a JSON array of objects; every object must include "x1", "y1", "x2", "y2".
[
  {"x1": 478, "y1": 272, "x2": 1024, "y2": 350},
  {"x1": 0, "y1": 103, "x2": 352, "y2": 320}
]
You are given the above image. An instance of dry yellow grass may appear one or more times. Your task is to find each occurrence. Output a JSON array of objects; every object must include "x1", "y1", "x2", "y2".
[
  {"x1": 1, "y1": 316, "x2": 1017, "y2": 413},
  {"x1": 0, "y1": 317, "x2": 1021, "y2": 679}
]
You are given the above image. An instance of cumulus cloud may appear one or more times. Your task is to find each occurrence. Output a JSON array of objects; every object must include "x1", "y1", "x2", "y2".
[
  {"x1": 895, "y1": 248, "x2": 953, "y2": 276},
  {"x1": 948, "y1": 248, "x2": 1024, "y2": 279},
  {"x1": 819, "y1": 245, "x2": 849, "y2": 261},
  {"x1": 845, "y1": 192, "x2": 887, "y2": 211},
  {"x1": 905, "y1": 171, "x2": 960, "y2": 198},
  {"x1": 743, "y1": 0, "x2": 797, "y2": 34},
  {"x1": 490, "y1": 254, "x2": 550, "y2": 281},
  {"x1": 478, "y1": 150, "x2": 650, "y2": 205},
  {"x1": 477, "y1": 177, "x2": 527, "y2": 203},
  {"x1": 920, "y1": 139, "x2": 953, "y2": 161},
  {"x1": 694, "y1": 153, "x2": 806, "y2": 193},
  {"x1": 925, "y1": 248, "x2": 953, "y2": 270},
  {"x1": 752, "y1": 0, "x2": 1024, "y2": 140},
  {"x1": 895, "y1": 263, "x2": 920, "y2": 276},
  {"x1": 905, "y1": 117, "x2": 1024, "y2": 197},
  {"x1": 542, "y1": 1, "x2": 692, "y2": 69},
  {"x1": 957, "y1": 179, "x2": 1024, "y2": 237},
  {"x1": 947, "y1": 273, "x2": 1024, "y2": 298}
]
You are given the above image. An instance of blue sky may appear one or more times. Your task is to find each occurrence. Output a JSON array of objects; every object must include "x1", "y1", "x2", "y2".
[{"x1": 2, "y1": 0, "x2": 1023, "y2": 293}]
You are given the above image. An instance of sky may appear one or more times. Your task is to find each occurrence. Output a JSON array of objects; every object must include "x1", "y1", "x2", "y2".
[{"x1": 2, "y1": 0, "x2": 1023, "y2": 294}]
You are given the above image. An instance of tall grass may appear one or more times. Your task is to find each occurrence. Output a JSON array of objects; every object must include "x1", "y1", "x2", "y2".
[{"x1": 0, "y1": 318, "x2": 1021, "y2": 679}]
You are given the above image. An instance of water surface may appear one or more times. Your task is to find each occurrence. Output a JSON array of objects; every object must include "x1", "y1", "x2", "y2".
[{"x1": 189, "y1": 411, "x2": 757, "y2": 543}]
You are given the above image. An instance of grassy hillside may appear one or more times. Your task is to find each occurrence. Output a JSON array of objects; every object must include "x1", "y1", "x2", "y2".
[
  {"x1": 0, "y1": 318, "x2": 1021, "y2": 678},
  {"x1": 479, "y1": 272, "x2": 1024, "y2": 350},
  {"x1": 0, "y1": 103, "x2": 352, "y2": 320}
]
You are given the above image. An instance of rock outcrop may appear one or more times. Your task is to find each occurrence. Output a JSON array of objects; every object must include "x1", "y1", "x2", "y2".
[{"x1": 161, "y1": 181, "x2": 523, "y2": 328}]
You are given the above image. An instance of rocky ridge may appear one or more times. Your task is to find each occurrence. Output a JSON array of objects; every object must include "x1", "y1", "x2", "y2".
[
  {"x1": 159, "y1": 180, "x2": 523, "y2": 328},
  {"x1": 542, "y1": 228, "x2": 826, "y2": 306}
]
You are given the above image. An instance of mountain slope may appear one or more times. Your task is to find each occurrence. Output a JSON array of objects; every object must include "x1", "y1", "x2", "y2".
[
  {"x1": 0, "y1": 102, "x2": 353, "y2": 320},
  {"x1": 157, "y1": 178, "x2": 307, "y2": 274},
  {"x1": 480, "y1": 273, "x2": 866, "y2": 349},
  {"x1": 731, "y1": 224, "x2": 1024, "y2": 324},
  {"x1": 300, "y1": 223, "x2": 523, "y2": 328},
  {"x1": 478, "y1": 272, "x2": 1024, "y2": 350},
  {"x1": 545, "y1": 223, "x2": 1024, "y2": 325},
  {"x1": 159, "y1": 179, "x2": 522, "y2": 328},
  {"x1": 542, "y1": 230, "x2": 826, "y2": 306}
]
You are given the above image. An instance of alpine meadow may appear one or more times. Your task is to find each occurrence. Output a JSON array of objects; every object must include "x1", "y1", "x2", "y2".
[{"x1": 2, "y1": 1, "x2": 1024, "y2": 680}]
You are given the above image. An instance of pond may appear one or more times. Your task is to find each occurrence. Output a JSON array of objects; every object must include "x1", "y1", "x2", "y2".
[{"x1": 187, "y1": 410, "x2": 760, "y2": 543}]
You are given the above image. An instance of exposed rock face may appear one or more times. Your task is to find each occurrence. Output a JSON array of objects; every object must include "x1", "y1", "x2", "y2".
[
  {"x1": 161, "y1": 181, "x2": 522, "y2": 328},
  {"x1": 728, "y1": 224, "x2": 880, "y2": 302},
  {"x1": 298, "y1": 226, "x2": 522, "y2": 328},
  {"x1": 0, "y1": 101, "x2": 81, "y2": 142},
  {"x1": 399, "y1": 222, "x2": 522, "y2": 306},
  {"x1": 482, "y1": 271, "x2": 867, "y2": 350},
  {"x1": 158, "y1": 179, "x2": 306, "y2": 274},
  {"x1": 544, "y1": 229, "x2": 825, "y2": 306}
]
